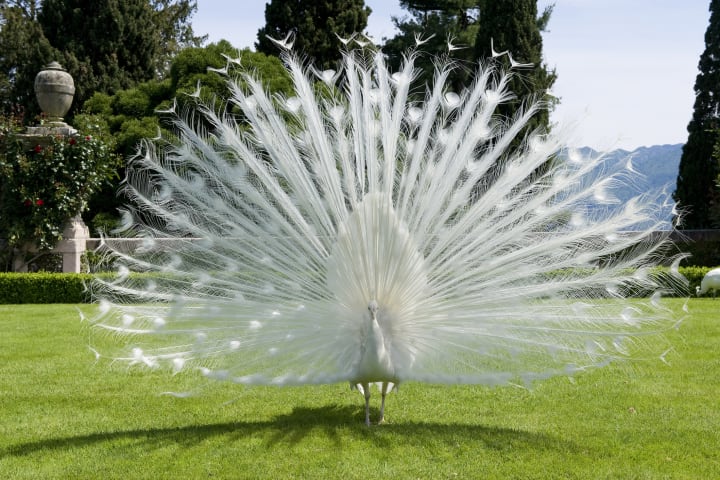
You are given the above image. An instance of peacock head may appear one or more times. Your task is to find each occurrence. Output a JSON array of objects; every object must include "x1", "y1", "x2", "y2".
[{"x1": 368, "y1": 300, "x2": 379, "y2": 316}]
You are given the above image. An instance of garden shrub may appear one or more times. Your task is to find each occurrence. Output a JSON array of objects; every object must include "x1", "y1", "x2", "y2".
[
  {"x1": 0, "y1": 272, "x2": 92, "y2": 303},
  {"x1": 0, "y1": 267, "x2": 714, "y2": 304},
  {"x1": 0, "y1": 114, "x2": 121, "y2": 258}
]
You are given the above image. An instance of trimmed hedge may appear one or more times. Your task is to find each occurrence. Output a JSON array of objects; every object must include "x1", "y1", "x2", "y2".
[
  {"x1": 0, "y1": 273, "x2": 94, "y2": 304},
  {"x1": 0, "y1": 267, "x2": 717, "y2": 304}
]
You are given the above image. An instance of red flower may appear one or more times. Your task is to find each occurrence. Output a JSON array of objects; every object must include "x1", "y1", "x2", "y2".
[
  {"x1": 23, "y1": 199, "x2": 32, "y2": 207},
  {"x1": 68, "y1": 137, "x2": 77, "y2": 145},
  {"x1": 85, "y1": 135, "x2": 92, "y2": 141},
  {"x1": 35, "y1": 199, "x2": 44, "y2": 206},
  {"x1": 34, "y1": 145, "x2": 43, "y2": 153}
]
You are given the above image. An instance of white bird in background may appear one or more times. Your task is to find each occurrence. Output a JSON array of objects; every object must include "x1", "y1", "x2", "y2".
[
  {"x1": 92, "y1": 47, "x2": 686, "y2": 425},
  {"x1": 696, "y1": 267, "x2": 720, "y2": 297}
]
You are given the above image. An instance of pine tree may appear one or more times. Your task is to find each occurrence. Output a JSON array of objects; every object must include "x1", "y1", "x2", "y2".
[
  {"x1": 674, "y1": 0, "x2": 720, "y2": 229},
  {"x1": 256, "y1": 0, "x2": 370, "y2": 70}
]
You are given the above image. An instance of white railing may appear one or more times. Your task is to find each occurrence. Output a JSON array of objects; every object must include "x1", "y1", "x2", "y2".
[
  {"x1": 7, "y1": 223, "x2": 720, "y2": 274},
  {"x1": 11, "y1": 215, "x2": 89, "y2": 273}
]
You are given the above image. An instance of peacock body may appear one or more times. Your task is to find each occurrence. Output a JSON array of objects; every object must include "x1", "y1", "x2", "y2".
[{"x1": 91, "y1": 44, "x2": 685, "y2": 425}]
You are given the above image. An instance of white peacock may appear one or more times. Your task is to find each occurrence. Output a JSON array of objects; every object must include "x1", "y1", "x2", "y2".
[{"x1": 91, "y1": 44, "x2": 685, "y2": 426}]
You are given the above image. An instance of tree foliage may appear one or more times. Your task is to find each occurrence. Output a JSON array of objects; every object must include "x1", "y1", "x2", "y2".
[
  {"x1": 474, "y1": 0, "x2": 556, "y2": 140},
  {"x1": 675, "y1": 0, "x2": 720, "y2": 229},
  {"x1": 256, "y1": 0, "x2": 371, "y2": 70},
  {"x1": 0, "y1": 0, "x2": 201, "y2": 121},
  {"x1": 0, "y1": 112, "x2": 120, "y2": 255},
  {"x1": 151, "y1": 0, "x2": 206, "y2": 75},
  {"x1": 0, "y1": 1, "x2": 54, "y2": 115},
  {"x1": 84, "y1": 41, "x2": 294, "y2": 158},
  {"x1": 82, "y1": 42, "x2": 294, "y2": 224},
  {"x1": 383, "y1": 1, "x2": 479, "y2": 90},
  {"x1": 385, "y1": 0, "x2": 556, "y2": 143},
  {"x1": 38, "y1": 0, "x2": 159, "y2": 102}
]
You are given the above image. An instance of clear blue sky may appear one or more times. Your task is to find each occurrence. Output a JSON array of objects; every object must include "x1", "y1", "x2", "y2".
[{"x1": 192, "y1": 1, "x2": 710, "y2": 151}]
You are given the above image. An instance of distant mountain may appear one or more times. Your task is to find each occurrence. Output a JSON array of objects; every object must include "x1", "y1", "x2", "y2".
[
  {"x1": 577, "y1": 143, "x2": 682, "y2": 199},
  {"x1": 563, "y1": 144, "x2": 683, "y2": 228}
]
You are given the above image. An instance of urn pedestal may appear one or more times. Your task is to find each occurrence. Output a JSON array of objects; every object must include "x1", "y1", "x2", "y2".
[{"x1": 10, "y1": 62, "x2": 87, "y2": 273}]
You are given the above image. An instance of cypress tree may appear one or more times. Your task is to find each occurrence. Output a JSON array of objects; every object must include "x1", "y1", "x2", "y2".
[
  {"x1": 39, "y1": 0, "x2": 160, "y2": 99},
  {"x1": 474, "y1": 0, "x2": 556, "y2": 141},
  {"x1": 674, "y1": 0, "x2": 720, "y2": 229},
  {"x1": 383, "y1": 0, "x2": 479, "y2": 92},
  {"x1": 256, "y1": 0, "x2": 371, "y2": 70}
]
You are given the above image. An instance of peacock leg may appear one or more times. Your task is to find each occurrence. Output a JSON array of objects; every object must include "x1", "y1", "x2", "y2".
[
  {"x1": 379, "y1": 382, "x2": 388, "y2": 424},
  {"x1": 362, "y1": 382, "x2": 371, "y2": 426}
]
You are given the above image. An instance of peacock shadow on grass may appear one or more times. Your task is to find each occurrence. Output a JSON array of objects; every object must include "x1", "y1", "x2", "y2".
[
  {"x1": 4, "y1": 404, "x2": 574, "y2": 457},
  {"x1": 266, "y1": 404, "x2": 576, "y2": 452}
]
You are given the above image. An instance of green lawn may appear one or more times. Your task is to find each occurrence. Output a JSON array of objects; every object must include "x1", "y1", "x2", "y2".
[{"x1": 0, "y1": 301, "x2": 718, "y2": 479}]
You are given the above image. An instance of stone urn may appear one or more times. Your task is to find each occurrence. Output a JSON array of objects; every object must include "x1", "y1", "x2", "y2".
[{"x1": 34, "y1": 61, "x2": 75, "y2": 126}]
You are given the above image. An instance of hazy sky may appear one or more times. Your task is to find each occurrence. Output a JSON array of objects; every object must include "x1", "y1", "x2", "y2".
[{"x1": 192, "y1": 1, "x2": 711, "y2": 151}]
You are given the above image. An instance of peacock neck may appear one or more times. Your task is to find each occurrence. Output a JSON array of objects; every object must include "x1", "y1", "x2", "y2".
[{"x1": 355, "y1": 300, "x2": 394, "y2": 383}]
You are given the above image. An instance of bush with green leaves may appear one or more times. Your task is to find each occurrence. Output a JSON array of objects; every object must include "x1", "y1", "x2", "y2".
[
  {"x1": 0, "y1": 272, "x2": 91, "y2": 303},
  {"x1": 83, "y1": 41, "x2": 295, "y2": 223},
  {"x1": 0, "y1": 267, "x2": 709, "y2": 305},
  {"x1": 0, "y1": 114, "x2": 121, "y2": 255}
]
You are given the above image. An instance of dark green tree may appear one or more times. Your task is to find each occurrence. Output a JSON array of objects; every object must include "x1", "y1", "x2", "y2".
[
  {"x1": 0, "y1": 0, "x2": 201, "y2": 120},
  {"x1": 473, "y1": 0, "x2": 556, "y2": 141},
  {"x1": 383, "y1": 0, "x2": 480, "y2": 91},
  {"x1": 256, "y1": 0, "x2": 371, "y2": 70},
  {"x1": 38, "y1": 0, "x2": 160, "y2": 102},
  {"x1": 709, "y1": 138, "x2": 720, "y2": 228},
  {"x1": 674, "y1": 0, "x2": 720, "y2": 229},
  {"x1": 82, "y1": 41, "x2": 294, "y2": 228},
  {"x1": 0, "y1": 1, "x2": 54, "y2": 116},
  {"x1": 385, "y1": 0, "x2": 555, "y2": 124},
  {"x1": 83, "y1": 41, "x2": 294, "y2": 158},
  {"x1": 151, "y1": 0, "x2": 206, "y2": 75}
]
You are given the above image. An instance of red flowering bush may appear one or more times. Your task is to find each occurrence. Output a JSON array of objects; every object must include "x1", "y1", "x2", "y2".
[{"x1": 0, "y1": 114, "x2": 121, "y2": 252}]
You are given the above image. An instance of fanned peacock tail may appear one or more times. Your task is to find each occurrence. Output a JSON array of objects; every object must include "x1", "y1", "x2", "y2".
[{"x1": 90, "y1": 46, "x2": 687, "y2": 418}]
